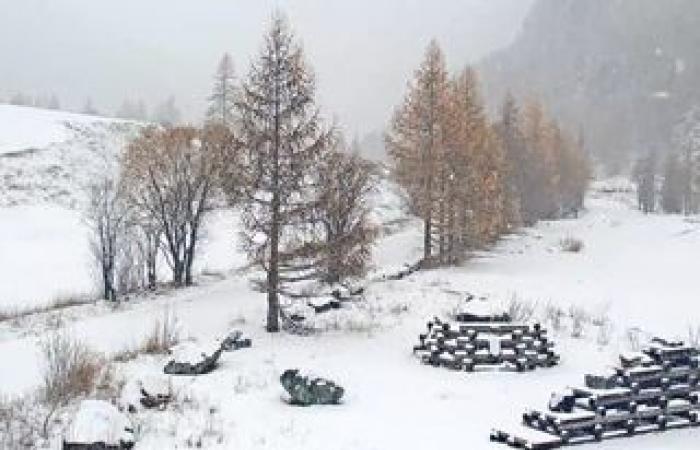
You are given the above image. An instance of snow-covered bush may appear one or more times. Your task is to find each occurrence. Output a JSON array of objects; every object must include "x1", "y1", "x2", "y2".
[
  {"x1": 0, "y1": 394, "x2": 43, "y2": 448},
  {"x1": 544, "y1": 303, "x2": 565, "y2": 332},
  {"x1": 506, "y1": 295, "x2": 536, "y2": 323},
  {"x1": 596, "y1": 318, "x2": 614, "y2": 347},
  {"x1": 625, "y1": 327, "x2": 643, "y2": 351},
  {"x1": 559, "y1": 236, "x2": 584, "y2": 253},
  {"x1": 688, "y1": 326, "x2": 700, "y2": 349},
  {"x1": 568, "y1": 306, "x2": 587, "y2": 338},
  {"x1": 142, "y1": 308, "x2": 180, "y2": 355},
  {"x1": 40, "y1": 331, "x2": 115, "y2": 437}
]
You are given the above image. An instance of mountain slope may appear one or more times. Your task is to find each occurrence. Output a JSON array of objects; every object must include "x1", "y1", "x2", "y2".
[
  {"x1": 480, "y1": 0, "x2": 700, "y2": 170},
  {"x1": 0, "y1": 105, "x2": 141, "y2": 207}
]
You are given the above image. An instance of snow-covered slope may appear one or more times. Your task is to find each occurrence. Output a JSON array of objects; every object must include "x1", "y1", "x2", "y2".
[
  {"x1": 0, "y1": 105, "x2": 143, "y2": 307},
  {"x1": 0, "y1": 178, "x2": 699, "y2": 449},
  {"x1": 2, "y1": 106, "x2": 700, "y2": 449},
  {"x1": 0, "y1": 104, "x2": 141, "y2": 208}
]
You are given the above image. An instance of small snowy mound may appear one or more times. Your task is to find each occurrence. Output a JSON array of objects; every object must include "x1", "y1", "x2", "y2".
[
  {"x1": 164, "y1": 340, "x2": 223, "y2": 376},
  {"x1": 65, "y1": 400, "x2": 134, "y2": 448},
  {"x1": 120, "y1": 375, "x2": 173, "y2": 412},
  {"x1": 453, "y1": 296, "x2": 509, "y2": 322},
  {"x1": 169, "y1": 340, "x2": 221, "y2": 365}
]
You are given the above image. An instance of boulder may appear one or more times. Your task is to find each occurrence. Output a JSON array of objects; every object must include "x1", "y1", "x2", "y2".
[
  {"x1": 63, "y1": 400, "x2": 134, "y2": 450},
  {"x1": 280, "y1": 369, "x2": 344, "y2": 406},
  {"x1": 164, "y1": 341, "x2": 223, "y2": 376},
  {"x1": 220, "y1": 330, "x2": 252, "y2": 352},
  {"x1": 120, "y1": 376, "x2": 172, "y2": 412}
]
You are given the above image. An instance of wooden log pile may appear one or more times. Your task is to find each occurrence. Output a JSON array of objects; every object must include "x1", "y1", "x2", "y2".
[
  {"x1": 412, "y1": 315, "x2": 560, "y2": 372},
  {"x1": 491, "y1": 338, "x2": 700, "y2": 449}
]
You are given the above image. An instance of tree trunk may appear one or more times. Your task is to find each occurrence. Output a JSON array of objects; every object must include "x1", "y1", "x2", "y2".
[
  {"x1": 147, "y1": 260, "x2": 156, "y2": 290},
  {"x1": 267, "y1": 80, "x2": 281, "y2": 333},
  {"x1": 185, "y1": 227, "x2": 197, "y2": 286},
  {"x1": 423, "y1": 213, "x2": 432, "y2": 263},
  {"x1": 267, "y1": 194, "x2": 281, "y2": 332},
  {"x1": 173, "y1": 259, "x2": 184, "y2": 286},
  {"x1": 146, "y1": 233, "x2": 157, "y2": 290}
]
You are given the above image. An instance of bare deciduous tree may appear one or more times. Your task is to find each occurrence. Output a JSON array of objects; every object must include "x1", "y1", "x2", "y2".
[
  {"x1": 86, "y1": 178, "x2": 127, "y2": 302},
  {"x1": 314, "y1": 142, "x2": 378, "y2": 284},
  {"x1": 122, "y1": 125, "x2": 230, "y2": 286}
]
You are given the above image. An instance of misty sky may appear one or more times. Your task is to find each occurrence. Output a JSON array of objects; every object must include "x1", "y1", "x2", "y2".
[{"x1": 0, "y1": 0, "x2": 533, "y2": 135}]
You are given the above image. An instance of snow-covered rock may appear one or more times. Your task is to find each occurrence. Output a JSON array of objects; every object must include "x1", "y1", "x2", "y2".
[
  {"x1": 168, "y1": 341, "x2": 221, "y2": 366},
  {"x1": 120, "y1": 375, "x2": 173, "y2": 412},
  {"x1": 164, "y1": 340, "x2": 224, "y2": 376},
  {"x1": 64, "y1": 400, "x2": 134, "y2": 449}
]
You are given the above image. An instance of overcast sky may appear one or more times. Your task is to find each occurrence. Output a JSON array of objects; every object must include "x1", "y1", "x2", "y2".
[{"x1": 0, "y1": 0, "x2": 533, "y2": 134}]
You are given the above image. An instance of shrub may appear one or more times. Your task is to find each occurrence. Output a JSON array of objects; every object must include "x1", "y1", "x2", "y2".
[
  {"x1": 559, "y1": 236, "x2": 584, "y2": 253},
  {"x1": 569, "y1": 306, "x2": 587, "y2": 339},
  {"x1": 688, "y1": 326, "x2": 700, "y2": 349},
  {"x1": 0, "y1": 395, "x2": 42, "y2": 448},
  {"x1": 625, "y1": 327, "x2": 643, "y2": 351},
  {"x1": 506, "y1": 296, "x2": 536, "y2": 323},
  {"x1": 40, "y1": 332, "x2": 109, "y2": 436},
  {"x1": 544, "y1": 303, "x2": 565, "y2": 332},
  {"x1": 596, "y1": 318, "x2": 614, "y2": 347},
  {"x1": 141, "y1": 309, "x2": 180, "y2": 355}
]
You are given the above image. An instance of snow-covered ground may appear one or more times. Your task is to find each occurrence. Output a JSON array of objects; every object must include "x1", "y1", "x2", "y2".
[
  {"x1": 0, "y1": 105, "x2": 140, "y2": 208},
  {"x1": 0, "y1": 105, "x2": 121, "y2": 156},
  {"x1": 1, "y1": 104, "x2": 699, "y2": 448},
  {"x1": 0, "y1": 177, "x2": 699, "y2": 449}
]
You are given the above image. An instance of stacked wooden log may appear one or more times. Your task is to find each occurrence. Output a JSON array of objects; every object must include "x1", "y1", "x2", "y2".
[
  {"x1": 491, "y1": 338, "x2": 700, "y2": 449},
  {"x1": 412, "y1": 315, "x2": 560, "y2": 372}
]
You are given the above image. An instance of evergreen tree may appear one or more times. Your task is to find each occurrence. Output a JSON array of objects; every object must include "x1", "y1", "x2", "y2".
[
  {"x1": 674, "y1": 106, "x2": 700, "y2": 214},
  {"x1": 235, "y1": 14, "x2": 331, "y2": 332},
  {"x1": 82, "y1": 97, "x2": 99, "y2": 116},
  {"x1": 154, "y1": 96, "x2": 181, "y2": 126},
  {"x1": 633, "y1": 152, "x2": 657, "y2": 213},
  {"x1": 206, "y1": 53, "x2": 237, "y2": 127},
  {"x1": 661, "y1": 153, "x2": 683, "y2": 214},
  {"x1": 496, "y1": 93, "x2": 527, "y2": 227},
  {"x1": 48, "y1": 94, "x2": 61, "y2": 110},
  {"x1": 448, "y1": 67, "x2": 498, "y2": 254}
]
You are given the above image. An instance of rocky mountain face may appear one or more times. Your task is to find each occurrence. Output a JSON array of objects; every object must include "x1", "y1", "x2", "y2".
[{"x1": 480, "y1": 0, "x2": 700, "y2": 171}]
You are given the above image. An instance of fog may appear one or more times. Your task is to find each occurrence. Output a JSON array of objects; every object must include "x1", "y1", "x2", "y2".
[{"x1": 0, "y1": 0, "x2": 532, "y2": 134}]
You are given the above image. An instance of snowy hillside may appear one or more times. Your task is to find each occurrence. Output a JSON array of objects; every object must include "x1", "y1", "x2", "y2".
[{"x1": 0, "y1": 105, "x2": 140, "y2": 208}]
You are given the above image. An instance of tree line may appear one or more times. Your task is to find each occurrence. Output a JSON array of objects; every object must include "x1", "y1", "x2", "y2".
[
  {"x1": 86, "y1": 15, "x2": 377, "y2": 332},
  {"x1": 86, "y1": 21, "x2": 591, "y2": 333},
  {"x1": 386, "y1": 41, "x2": 590, "y2": 266},
  {"x1": 3, "y1": 90, "x2": 182, "y2": 125},
  {"x1": 635, "y1": 106, "x2": 700, "y2": 215}
]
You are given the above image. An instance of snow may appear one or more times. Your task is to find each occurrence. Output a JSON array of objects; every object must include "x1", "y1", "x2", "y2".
[
  {"x1": 0, "y1": 205, "x2": 242, "y2": 310},
  {"x1": 65, "y1": 400, "x2": 134, "y2": 446},
  {"x1": 0, "y1": 184, "x2": 699, "y2": 447},
  {"x1": 0, "y1": 105, "x2": 140, "y2": 208},
  {"x1": 0, "y1": 205, "x2": 94, "y2": 308},
  {"x1": 2, "y1": 107, "x2": 700, "y2": 448},
  {"x1": 0, "y1": 105, "x2": 118, "y2": 155},
  {"x1": 169, "y1": 340, "x2": 221, "y2": 365}
]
